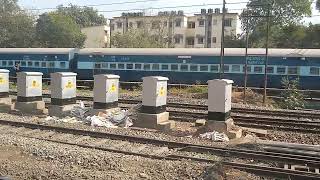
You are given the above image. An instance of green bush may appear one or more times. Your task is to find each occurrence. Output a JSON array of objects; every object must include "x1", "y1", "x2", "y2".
[{"x1": 278, "y1": 77, "x2": 306, "y2": 110}]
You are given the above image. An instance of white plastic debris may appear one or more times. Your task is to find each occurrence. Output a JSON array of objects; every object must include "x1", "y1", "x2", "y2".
[{"x1": 200, "y1": 131, "x2": 229, "y2": 142}]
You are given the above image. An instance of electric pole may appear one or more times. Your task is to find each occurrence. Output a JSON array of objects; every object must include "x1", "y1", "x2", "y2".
[{"x1": 220, "y1": 0, "x2": 226, "y2": 79}]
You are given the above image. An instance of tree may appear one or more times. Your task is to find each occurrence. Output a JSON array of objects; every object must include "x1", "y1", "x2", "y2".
[
  {"x1": 36, "y1": 13, "x2": 86, "y2": 48},
  {"x1": 0, "y1": 0, "x2": 36, "y2": 47},
  {"x1": 111, "y1": 19, "x2": 172, "y2": 48},
  {"x1": 55, "y1": 4, "x2": 106, "y2": 27},
  {"x1": 279, "y1": 77, "x2": 306, "y2": 110},
  {"x1": 240, "y1": 0, "x2": 312, "y2": 48},
  {"x1": 224, "y1": 35, "x2": 246, "y2": 48},
  {"x1": 317, "y1": 0, "x2": 320, "y2": 11},
  {"x1": 273, "y1": 24, "x2": 307, "y2": 48}
]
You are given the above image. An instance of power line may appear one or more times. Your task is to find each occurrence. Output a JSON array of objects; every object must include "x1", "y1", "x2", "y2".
[{"x1": 25, "y1": 1, "x2": 250, "y2": 12}]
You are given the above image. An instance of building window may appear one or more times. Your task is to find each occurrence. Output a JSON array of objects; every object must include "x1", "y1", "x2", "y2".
[
  {"x1": 277, "y1": 67, "x2": 286, "y2": 74},
  {"x1": 171, "y1": 64, "x2": 178, "y2": 71},
  {"x1": 190, "y1": 65, "x2": 198, "y2": 71},
  {"x1": 212, "y1": 37, "x2": 217, "y2": 43},
  {"x1": 310, "y1": 67, "x2": 319, "y2": 75},
  {"x1": 152, "y1": 64, "x2": 160, "y2": 70},
  {"x1": 187, "y1": 37, "x2": 194, "y2": 45},
  {"x1": 126, "y1": 64, "x2": 133, "y2": 69},
  {"x1": 134, "y1": 63, "x2": 142, "y2": 70},
  {"x1": 161, "y1": 64, "x2": 169, "y2": 70},
  {"x1": 137, "y1": 21, "x2": 143, "y2": 28},
  {"x1": 212, "y1": 19, "x2": 217, "y2": 25},
  {"x1": 267, "y1": 67, "x2": 274, "y2": 74},
  {"x1": 129, "y1": 22, "x2": 133, "y2": 28},
  {"x1": 224, "y1": 18, "x2": 232, "y2": 27},
  {"x1": 231, "y1": 65, "x2": 241, "y2": 72},
  {"x1": 41, "y1": 62, "x2": 46, "y2": 68},
  {"x1": 174, "y1": 37, "x2": 181, "y2": 44},
  {"x1": 199, "y1": 20, "x2": 205, "y2": 27},
  {"x1": 210, "y1": 65, "x2": 219, "y2": 72},
  {"x1": 288, "y1": 67, "x2": 299, "y2": 75},
  {"x1": 110, "y1": 24, "x2": 115, "y2": 31},
  {"x1": 117, "y1": 22, "x2": 122, "y2": 29},
  {"x1": 197, "y1": 37, "x2": 204, "y2": 44},
  {"x1": 187, "y1": 21, "x2": 195, "y2": 28},
  {"x1": 144, "y1": 64, "x2": 151, "y2": 70},
  {"x1": 254, "y1": 66, "x2": 263, "y2": 73},
  {"x1": 200, "y1": 65, "x2": 209, "y2": 72},
  {"x1": 175, "y1": 20, "x2": 181, "y2": 27}
]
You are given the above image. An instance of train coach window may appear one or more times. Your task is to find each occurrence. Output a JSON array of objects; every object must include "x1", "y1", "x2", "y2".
[
  {"x1": 27, "y1": 61, "x2": 33, "y2": 67},
  {"x1": 152, "y1": 64, "x2": 160, "y2": 70},
  {"x1": 8, "y1": 61, "x2": 13, "y2": 66},
  {"x1": 231, "y1": 65, "x2": 240, "y2": 72},
  {"x1": 210, "y1": 65, "x2": 219, "y2": 72},
  {"x1": 20, "y1": 61, "x2": 26, "y2": 67},
  {"x1": 60, "y1": 62, "x2": 66, "y2": 68},
  {"x1": 254, "y1": 66, "x2": 263, "y2": 73},
  {"x1": 134, "y1": 64, "x2": 142, "y2": 70},
  {"x1": 310, "y1": 67, "x2": 320, "y2": 75},
  {"x1": 288, "y1": 67, "x2": 299, "y2": 75},
  {"x1": 161, "y1": 64, "x2": 169, "y2": 70},
  {"x1": 126, "y1": 64, "x2": 133, "y2": 70},
  {"x1": 110, "y1": 63, "x2": 117, "y2": 69},
  {"x1": 223, "y1": 65, "x2": 230, "y2": 72},
  {"x1": 180, "y1": 64, "x2": 188, "y2": 71},
  {"x1": 243, "y1": 65, "x2": 251, "y2": 73},
  {"x1": 41, "y1": 62, "x2": 47, "y2": 68},
  {"x1": 2, "y1": 61, "x2": 7, "y2": 66},
  {"x1": 267, "y1": 67, "x2": 274, "y2": 74},
  {"x1": 118, "y1": 63, "x2": 125, "y2": 69},
  {"x1": 276, "y1": 67, "x2": 286, "y2": 74},
  {"x1": 171, "y1": 64, "x2": 179, "y2": 71},
  {"x1": 94, "y1": 63, "x2": 101, "y2": 69},
  {"x1": 190, "y1": 65, "x2": 198, "y2": 71},
  {"x1": 49, "y1": 62, "x2": 55, "y2": 68},
  {"x1": 200, "y1": 65, "x2": 209, "y2": 72},
  {"x1": 144, "y1": 64, "x2": 151, "y2": 70},
  {"x1": 34, "y1": 62, "x2": 40, "y2": 67}
]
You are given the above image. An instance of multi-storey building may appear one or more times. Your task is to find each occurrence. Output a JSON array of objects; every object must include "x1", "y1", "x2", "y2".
[
  {"x1": 110, "y1": 9, "x2": 238, "y2": 48},
  {"x1": 81, "y1": 25, "x2": 111, "y2": 48}
]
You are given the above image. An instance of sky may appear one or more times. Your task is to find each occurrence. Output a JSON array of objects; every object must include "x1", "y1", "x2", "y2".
[{"x1": 19, "y1": 0, "x2": 320, "y2": 28}]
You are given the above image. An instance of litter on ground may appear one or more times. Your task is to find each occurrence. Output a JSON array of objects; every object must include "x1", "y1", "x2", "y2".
[{"x1": 199, "y1": 131, "x2": 229, "y2": 142}]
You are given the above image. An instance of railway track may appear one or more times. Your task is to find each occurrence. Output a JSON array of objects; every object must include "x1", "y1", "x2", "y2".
[{"x1": 0, "y1": 119, "x2": 319, "y2": 179}]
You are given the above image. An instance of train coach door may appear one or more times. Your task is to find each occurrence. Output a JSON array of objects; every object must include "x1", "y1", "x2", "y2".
[{"x1": 92, "y1": 54, "x2": 104, "y2": 76}]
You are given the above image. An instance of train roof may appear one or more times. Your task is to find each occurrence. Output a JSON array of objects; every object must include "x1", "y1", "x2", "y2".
[
  {"x1": 0, "y1": 48, "x2": 76, "y2": 54},
  {"x1": 78, "y1": 48, "x2": 320, "y2": 58}
]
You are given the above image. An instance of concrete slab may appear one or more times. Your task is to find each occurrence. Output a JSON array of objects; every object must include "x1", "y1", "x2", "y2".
[
  {"x1": 0, "y1": 97, "x2": 11, "y2": 105},
  {"x1": 48, "y1": 104, "x2": 77, "y2": 117},
  {"x1": 206, "y1": 118, "x2": 234, "y2": 133},
  {"x1": 195, "y1": 119, "x2": 206, "y2": 127},
  {"x1": 14, "y1": 101, "x2": 46, "y2": 115},
  {"x1": 0, "y1": 97, "x2": 13, "y2": 113},
  {"x1": 135, "y1": 112, "x2": 173, "y2": 130}
]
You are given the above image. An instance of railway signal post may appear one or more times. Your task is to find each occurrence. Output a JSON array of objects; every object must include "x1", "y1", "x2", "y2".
[
  {"x1": 15, "y1": 72, "x2": 46, "y2": 114},
  {"x1": 91, "y1": 74, "x2": 120, "y2": 114},
  {"x1": 207, "y1": 79, "x2": 242, "y2": 138},
  {"x1": 0, "y1": 69, "x2": 12, "y2": 112},
  {"x1": 136, "y1": 76, "x2": 175, "y2": 131},
  {"x1": 48, "y1": 72, "x2": 77, "y2": 117}
]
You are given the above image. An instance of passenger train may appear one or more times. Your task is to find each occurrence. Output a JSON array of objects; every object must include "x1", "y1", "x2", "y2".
[{"x1": 0, "y1": 48, "x2": 319, "y2": 89}]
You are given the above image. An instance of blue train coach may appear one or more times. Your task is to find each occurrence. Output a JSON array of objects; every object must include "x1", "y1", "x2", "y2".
[
  {"x1": 76, "y1": 48, "x2": 320, "y2": 90},
  {"x1": 0, "y1": 48, "x2": 76, "y2": 77}
]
